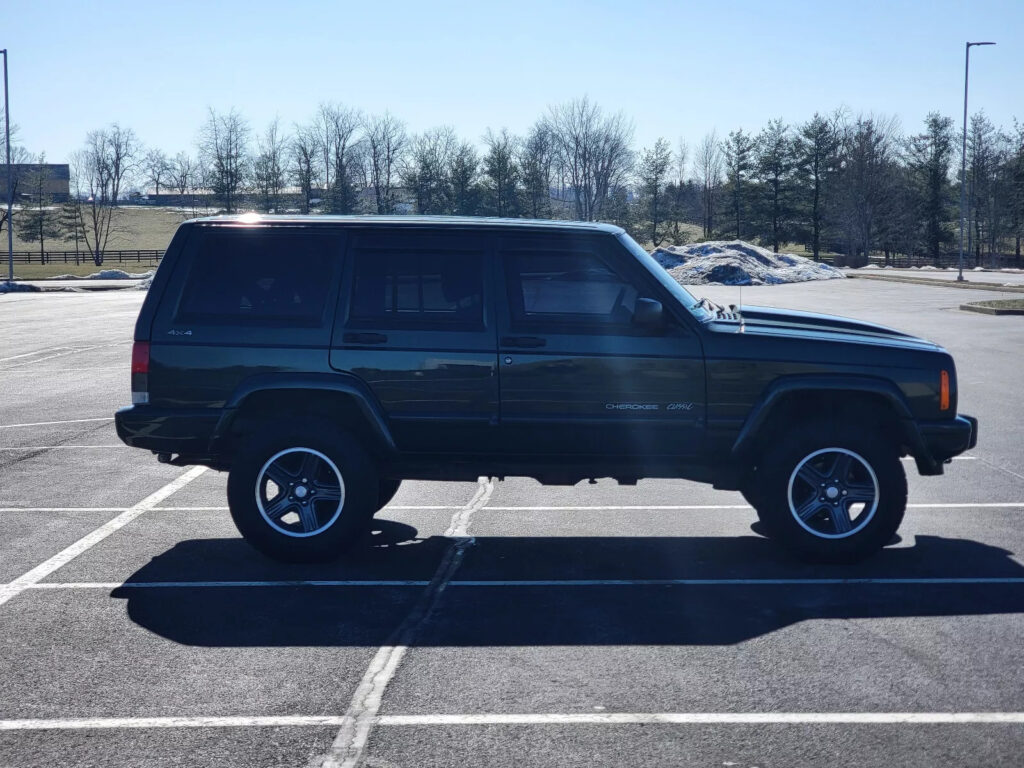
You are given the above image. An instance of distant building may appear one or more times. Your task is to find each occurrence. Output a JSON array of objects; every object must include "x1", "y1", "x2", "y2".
[{"x1": 0, "y1": 164, "x2": 71, "y2": 202}]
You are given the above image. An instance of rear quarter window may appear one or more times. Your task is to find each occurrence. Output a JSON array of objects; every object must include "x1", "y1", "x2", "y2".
[{"x1": 176, "y1": 229, "x2": 339, "y2": 326}]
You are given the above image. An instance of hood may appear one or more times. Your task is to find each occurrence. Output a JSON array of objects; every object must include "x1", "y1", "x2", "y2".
[{"x1": 709, "y1": 305, "x2": 941, "y2": 350}]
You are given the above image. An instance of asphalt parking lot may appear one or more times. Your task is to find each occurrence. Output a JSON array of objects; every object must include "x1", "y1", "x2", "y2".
[{"x1": 1, "y1": 278, "x2": 1023, "y2": 767}]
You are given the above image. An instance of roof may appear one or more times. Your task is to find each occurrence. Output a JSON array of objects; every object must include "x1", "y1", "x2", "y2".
[{"x1": 186, "y1": 214, "x2": 625, "y2": 235}]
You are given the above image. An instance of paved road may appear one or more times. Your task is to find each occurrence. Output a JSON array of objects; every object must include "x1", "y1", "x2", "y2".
[{"x1": 1, "y1": 281, "x2": 1023, "y2": 767}]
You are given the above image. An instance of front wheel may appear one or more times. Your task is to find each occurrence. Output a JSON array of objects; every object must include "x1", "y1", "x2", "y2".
[
  {"x1": 227, "y1": 421, "x2": 378, "y2": 563},
  {"x1": 755, "y1": 422, "x2": 906, "y2": 563}
]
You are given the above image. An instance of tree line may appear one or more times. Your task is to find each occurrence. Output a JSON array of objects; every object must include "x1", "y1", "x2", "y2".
[{"x1": 3, "y1": 98, "x2": 1024, "y2": 267}]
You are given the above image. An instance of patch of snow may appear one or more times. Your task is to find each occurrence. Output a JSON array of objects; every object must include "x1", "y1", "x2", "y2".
[
  {"x1": 650, "y1": 241, "x2": 844, "y2": 286},
  {"x1": 46, "y1": 269, "x2": 155, "y2": 280},
  {"x1": 0, "y1": 281, "x2": 42, "y2": 293},
  {"x1": 136, "y1": 275, "x2": 153, "y2": 291}
]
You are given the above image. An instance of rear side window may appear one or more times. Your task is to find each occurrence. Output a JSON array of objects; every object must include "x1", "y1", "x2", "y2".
[
  {"x1": 349, "y1": 248, "x2": 483, "y2": 328},
  {"x1": 176, "y1": 229, "x2": 338, "y2": 326}
]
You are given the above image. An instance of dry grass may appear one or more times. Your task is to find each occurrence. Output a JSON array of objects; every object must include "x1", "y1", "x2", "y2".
[
  {"x1": 7, "y1": 206, "x2": 197, "y2": 252},
  {"x1": 7, "y1": 262, "x2": 155, "y2": 280}
]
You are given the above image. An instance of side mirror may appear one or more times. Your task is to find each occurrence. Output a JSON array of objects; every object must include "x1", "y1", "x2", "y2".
[{"x1": 632, "y1": 298, "x2": 665, "y2": 329}]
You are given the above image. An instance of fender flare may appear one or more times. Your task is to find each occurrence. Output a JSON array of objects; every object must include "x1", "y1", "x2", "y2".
[
  {"x1": 213, "y1": 372, "x2": 397, "y2": 456},
  {"x1": 730, "y1": 374, "x2": 934, "y2": 470}
]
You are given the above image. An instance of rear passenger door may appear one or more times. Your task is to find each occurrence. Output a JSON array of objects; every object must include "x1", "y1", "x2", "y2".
[
  {"x1": 496, "y1": 232, "x2": 705, "y2": 460},
  {"x1": 330, "y1": 230, "x2": 499, "y2": 455}
]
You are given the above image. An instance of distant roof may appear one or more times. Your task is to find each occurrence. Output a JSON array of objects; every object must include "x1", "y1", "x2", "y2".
[{"x1": 187, "y1": 214, "x2": 624, "y2": 234}]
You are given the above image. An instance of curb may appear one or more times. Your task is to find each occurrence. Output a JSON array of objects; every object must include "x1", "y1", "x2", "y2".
[
  {"x1": 847, "y1": 273, "x2": 1024, "y2": 293},
  {"x1": 960, "y1": 303, "x2": 1024, "y2": 316}
]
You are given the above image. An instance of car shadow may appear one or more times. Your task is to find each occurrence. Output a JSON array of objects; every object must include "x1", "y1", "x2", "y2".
[{"x1": 112, "y1": 524, "x2": 1024, "y2": 647}]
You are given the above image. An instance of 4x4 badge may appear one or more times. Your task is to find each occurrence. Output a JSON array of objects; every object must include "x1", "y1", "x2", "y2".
[{"x1": 167, "y1": 329, "x2": 193, "y2": 336}]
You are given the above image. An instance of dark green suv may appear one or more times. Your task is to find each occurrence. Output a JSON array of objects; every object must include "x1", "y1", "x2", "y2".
[{"x1": 115, "y1": 215, "x2": 977, "y2": 563}]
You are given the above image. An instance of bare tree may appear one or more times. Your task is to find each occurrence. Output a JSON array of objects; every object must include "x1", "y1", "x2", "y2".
[
  {"x1": 291, "y1": 125, "x2": 320, "y2": 214},
  {"x1": 694, "y1": 131, "x2": 723, "y2": 238},
  {"x1": 0, "y1": 117, "x2": 30, "y2": 243},
  {"x1": 364, "y1": 113, "x2": 407, "y2": 214},
  {"x1": 87, "y1": 124, "x2": 140, "y2": 206},
  {"x1": 253, "y1": 118, "x2": 288, "y2": 212},
  {"x1": 144, "y1": 148, "x2": 170, "y2": 197},
  {"x1": 198, "y1": 108, "x2": 251, "y2": 213},
  {"x1": 71, "y1": 145, "x2": 125, "y2": 266},
  {"x1": 546, "y1": 97, "x2": 634, "y2": 221},
  {"x1": 836, "y1": 114, "x2": 900, "y2": 264},
  {"x1": 312, "y1": 104, "x2": 362, "y2": 213}
]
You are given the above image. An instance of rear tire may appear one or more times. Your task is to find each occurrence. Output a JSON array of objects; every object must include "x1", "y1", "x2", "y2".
[
  {"x1": 227, "y1": 419, "x2": 378, "y2": 563},
  {"x1": 755, "y1": 421, "x2": 906, "y2": 563}
]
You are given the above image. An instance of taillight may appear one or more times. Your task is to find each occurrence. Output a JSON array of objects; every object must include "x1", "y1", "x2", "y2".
[
  {"x1": 131, "y1": 342, "x2": 150, "y2": 404},
  {"x1": 940, "y1": 370, "x2": 950, "y2": 412}
]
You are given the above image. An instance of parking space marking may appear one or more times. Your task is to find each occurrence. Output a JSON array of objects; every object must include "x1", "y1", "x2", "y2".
[
  {"x1": 0, "y1": 417, "x2": 114, "y2": 429},
  {"x1": 0, "y1": 466, "x2": 207, "y2": 608},
  {"x1": 2, "y1": 712, "x2": 1023, "y2": 731},
  {"x1": 18, "y1": 576, "x2": 1024, "y2": 591},
  {"x1": 483, "y1": 503, "x2": 1024, "y2": 510},
  {"x1": 320, "y1": 477, "x2": 494, "y2": 768},
  {"x1": 0, "y1": 344, "x2": 123, "y2": 369},
  {"x1": 0, "y1": 445, "x2": 127, "y2": 451}
]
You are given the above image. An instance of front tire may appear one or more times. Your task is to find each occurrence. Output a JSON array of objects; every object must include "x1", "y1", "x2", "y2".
[
  {"x1": 227, "y1": 420, "x2": 378, "y2": 563},
  {"x1": 756, "y1": 422, "x2": 906, "y2": 563}
]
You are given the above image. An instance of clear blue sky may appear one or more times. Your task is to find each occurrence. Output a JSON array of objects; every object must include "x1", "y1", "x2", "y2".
[{"x1": 4, "y1": 0, "x2": 1022, "y2": 164}]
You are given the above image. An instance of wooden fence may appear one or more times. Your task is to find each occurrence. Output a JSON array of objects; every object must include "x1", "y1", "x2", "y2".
[{"x1": 6, "y1": 249, "x2": 164, "y2": 266}]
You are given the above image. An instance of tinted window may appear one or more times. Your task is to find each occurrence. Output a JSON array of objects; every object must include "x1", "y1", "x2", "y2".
[
  {"x1": 177, "y1": 230, "x2": 337, "y2": 326},
  {"x1": 503, "y1": 248, "x2": 639, "y2": 325},
  {"x1": 349, "y1": 248, "x2": 483, "y2": 327}
]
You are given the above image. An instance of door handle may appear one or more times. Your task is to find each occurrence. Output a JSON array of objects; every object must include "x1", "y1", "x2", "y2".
[
  {"x1": 501, "y1": 336, "x2": 546, "y2": 348},
  {"x1": 343, "y1": 332, "x2": 388, "y2": 344}
]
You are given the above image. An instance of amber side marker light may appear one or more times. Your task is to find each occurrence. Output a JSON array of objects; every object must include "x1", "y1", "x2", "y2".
[{"x1": 940, "y1": 370, "x2": 950, "y2": 411}]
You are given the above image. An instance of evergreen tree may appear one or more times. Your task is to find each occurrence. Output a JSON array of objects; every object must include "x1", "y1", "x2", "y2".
[
  {"x1": 722, "y1": 129, "x2": 754, "y2": 240},
  {"x1": 637, "y1": 137, "x2": 672, "y2": 245},
  {"x1": 753, "y1": 119, "x2": 793, "y2": 252},
  {"x1": 908, "y1": 112, "x2": 955, "y2": 264},
  {"x1": 15, "y1": 155, "x2": 61, "y2": 263},
  {"x1": 793, "y1": 113, "x2": 842, "y2": 260}
]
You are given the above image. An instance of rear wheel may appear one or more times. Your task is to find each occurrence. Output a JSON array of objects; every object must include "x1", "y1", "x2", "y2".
[
  {"x1": 227, "y1": 420, "x2": 378, "y2": 562},
  {"x1": 755, "y1": 422, "x2": 906, "y2": 563}
]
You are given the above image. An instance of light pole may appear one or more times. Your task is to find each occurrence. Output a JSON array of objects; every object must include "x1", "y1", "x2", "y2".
[
  {"x1": 958, "y1": 41, "x2": 995, "y2": 282},
  {"x1": 2, "y1": 49, "x2": 12, "y2": 283}
]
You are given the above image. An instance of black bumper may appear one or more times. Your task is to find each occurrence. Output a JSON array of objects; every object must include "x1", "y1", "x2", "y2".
[
  {"x1": 114, "y1": 405, "x2": 223, "y2": 457},
  {"x1": 915, "y1": 414, "x2": 978, "y2": 472}
]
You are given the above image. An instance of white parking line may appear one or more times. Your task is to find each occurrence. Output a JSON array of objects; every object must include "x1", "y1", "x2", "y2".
[
  {"x1": 0, "y1": 466, "x2": 207, "y2": 608},
  {"x1": 0, "y1": 417, "x2": 114, "y2": 429},
  {"x1": 483, "y1": 503, "x2": 1024, "y2": 511},
  {"x1": 19, "y1": 576, "x2": 1024, "y2": 591},
  {"x1": 1, "y1": 712, "x2": 1022, "y2": 731},
  {"x1": 0, "y1": 445, "x2": 127, "y2": 451},
  {"x1": 319, "y1": 477, "x2": 494, "y2": 768}
]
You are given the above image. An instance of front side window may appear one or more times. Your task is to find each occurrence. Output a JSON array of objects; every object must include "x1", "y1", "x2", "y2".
[
  {"x1": 176, "y1": 229, "x2": 337, "y2": 325},
  {"x1": 349, "y1": 248, "x2": 483, "y2": 328},
  {"x1": 503, "y1": 246, "x2": 640, "y2": 327}
]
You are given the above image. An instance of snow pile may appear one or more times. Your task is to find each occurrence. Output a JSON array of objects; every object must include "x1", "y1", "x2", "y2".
[
  {"x1": 0, "y1": 281, "x2": 42, "y2": 293},
  {"x1": 136, "y1": 275, "x2": 154, "y2": 291},
  {"x1": 48, "y1": 269, "x2": 155, "y2": 280},
  {"x1": 651, "y1": 241, "x2": 844, "y2": 286}
]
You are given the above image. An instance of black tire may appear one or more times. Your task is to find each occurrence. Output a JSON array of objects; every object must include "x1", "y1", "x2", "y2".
[
  {"x1": 755, "y1": 421, "x2": 906, "y2": 563},
  {"x1": 227, "y1": 419, "x2": 378, "y2": 563},
  {"x1": 378, "y1": 478, "x2": 402, "y2": 510}
]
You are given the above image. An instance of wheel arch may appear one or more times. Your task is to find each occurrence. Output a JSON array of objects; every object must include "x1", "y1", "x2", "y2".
[
  {"x1": 213, "y1": 372, "x2": 397, "y2": 461},
  {"x1": 731, "y1": 375, "x2": 932, "y2": 471}
]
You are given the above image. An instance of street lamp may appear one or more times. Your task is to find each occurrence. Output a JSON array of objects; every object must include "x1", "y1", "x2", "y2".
[
  {"x1": 958, "y1": 41, "x2": 996, "y2": 282},
  {"x1": 2, "y1": 49, "x2": 11, "y2": 283}
]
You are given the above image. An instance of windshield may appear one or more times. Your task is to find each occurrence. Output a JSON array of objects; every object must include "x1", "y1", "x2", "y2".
[{"x1": 616, "y1": 232, "x2": 716, "y2": 322}]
